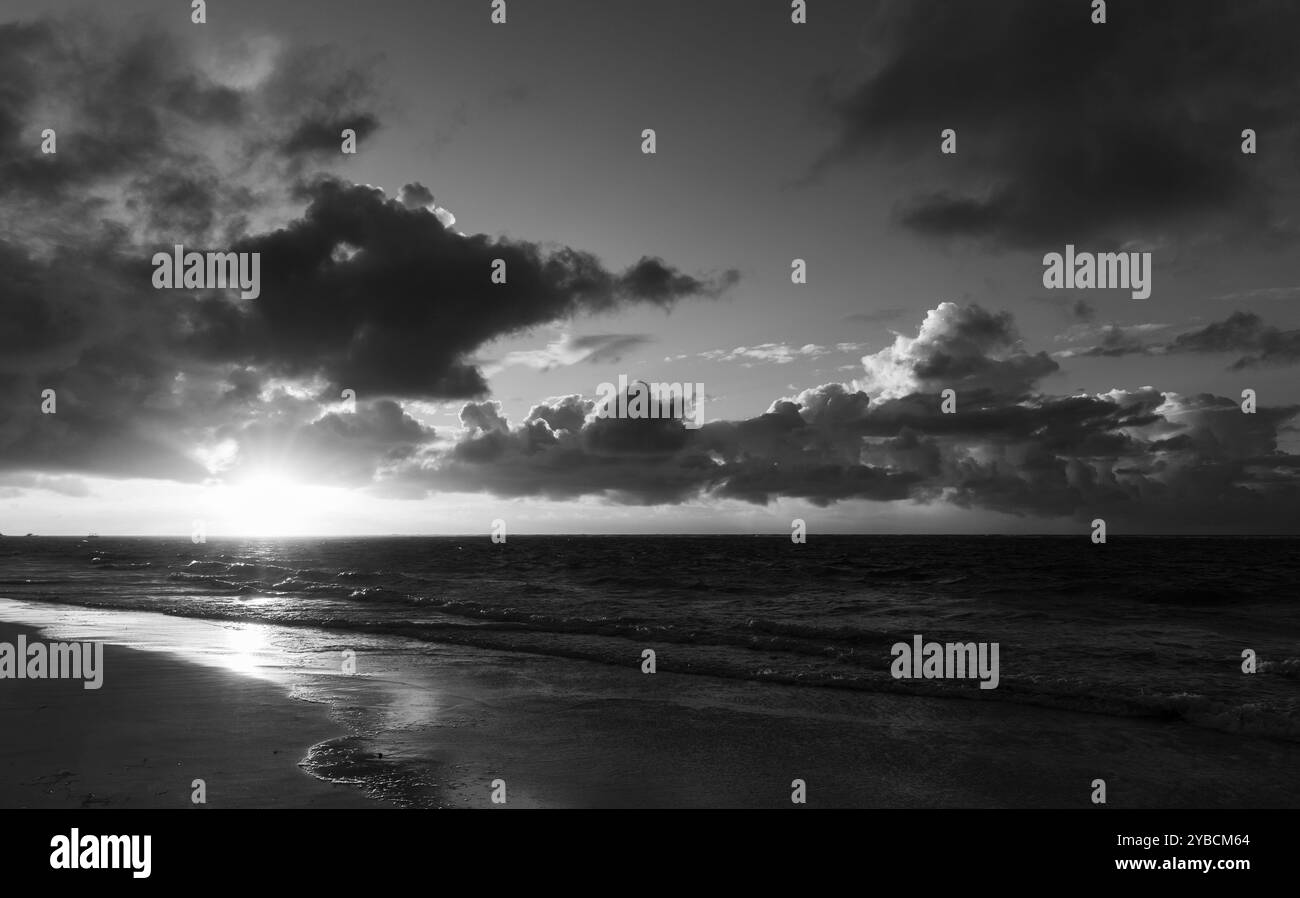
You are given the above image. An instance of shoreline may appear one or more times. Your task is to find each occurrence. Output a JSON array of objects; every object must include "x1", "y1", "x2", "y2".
[
  {"x1": 0, "y1": 619, "x2": 389, "y2": 809},
  {"x1": 2, "y1": 600, "x2": 1299, "y2": 808}
]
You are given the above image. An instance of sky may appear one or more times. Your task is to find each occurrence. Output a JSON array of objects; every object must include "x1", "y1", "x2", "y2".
[{"x1": 2, "y1": 0, "x2": 1299, "y2": 535}]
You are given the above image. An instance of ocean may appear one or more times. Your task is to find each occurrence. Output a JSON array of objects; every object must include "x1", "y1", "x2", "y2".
[{"x1": 2, "y1": 535, "x2": 1298, "y2": 806}]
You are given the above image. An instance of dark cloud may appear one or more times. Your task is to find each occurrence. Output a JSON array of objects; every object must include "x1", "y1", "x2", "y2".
[
  {"x1": 0, "y1": 21, "x2": 352, "y2": 202},
  {"x1": 1066, "y1": 312, "x2": 1300, "y2": 368},
  {"x1": 418, "y1": 390, "x2": 917, "y2": 508},
  {"x1": 3, "y1": 13, "x2": 1296, "y2": 533},
  {"x1": 618, "y1": 257, "x2": 738, "y2": 302},
  {"x1": 1072, "y1": 325, "x2": 1155, "y2": 359},
  {"x1": 0, "y1": 236, "x2": 213, "y2": 482},
  {"x1": 818, "y1": 0, "x2": 1299, "y2": 247},
  {"x1": 386, "y1": 305, "x2": 1300, "y2": 531},
  {"x1": 0, "y1": 20, "x2": 171, "y2": 201},
  {"x1": 1172, "y1": 312, "x2": 1300, "y2": 369},
  {"x1": 179, "y1": 177, "x2": 733, "y2": 399},
  {"x1": 0, "y1": 16, "x2": 735, "y2": 485},
  {"x1": 1171, "y1": 312, "x2": 1267, "y2": 354}
]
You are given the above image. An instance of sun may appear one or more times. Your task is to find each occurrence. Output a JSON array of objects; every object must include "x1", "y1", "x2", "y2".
[{"x1": 202, "y1": 468, "x2": 330, "y2": 537}]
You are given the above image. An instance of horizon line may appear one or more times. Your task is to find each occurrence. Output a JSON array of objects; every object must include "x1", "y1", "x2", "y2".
[{"x1": 4, "y1": 532, "x2": 1299, "y2": 539}]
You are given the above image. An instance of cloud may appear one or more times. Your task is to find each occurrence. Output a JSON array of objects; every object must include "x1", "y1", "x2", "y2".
[
  {"x1": 397, "y1": 181, "x2": 457, "y2": 228},
  {"x1": 3, "y1": 14, "x2": 1296, "y2": 532},
  {"x1": 281, "y1": 113, "x2": 380, "y2": 157},
  {"x1": 199, "y1": 397, "x2": 437, "y2": 485},
  {"x1": 699, "y1": 343, "x2": 831, "y2": 366},
  {"x1": 815, "y1": 0, "x2": 1299, "y2": 247},
  {"x1": 854, "y1": 302, "x2": 1058, "y2": 399},
  {"x1": 1055, "y1": 323, "x2": 1169, "y2": 359},
  {"x1": 1177, "y1": 313, "x2": 1300, "y2": 370},
  {"x1": 381, "y1": 304, "x2": 1300, "y2": 531},
  {"x1": 0, "y1": 19, "x2": 381, "y2": 243},
  {"x1": 1059, "y1": 312, "x2": 1300, "y2": 368},
  {"x1": 179, "y1": 177, "x2": 732, "y2": 400},
  {"x1": 1216, "y1": 286, "x2": 1300, "y2": 303},
  {"x1": 0, "y1": 472, "x2": 92, "y2": 498},
  {"x1": 497, "y1": 333, "x2": 653, "y2": 372},
  {"x1": 0, "y1": 16, "x2": 736, "y2": 484},
  {"x1": 1029, "y1": 295, "x2": 1096, "y2": 322}
]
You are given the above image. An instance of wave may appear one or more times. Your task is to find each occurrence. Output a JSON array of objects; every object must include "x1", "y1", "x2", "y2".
[
  {"x1": 17, "y1": 587, "x2": 1298, "y2": 744},
  {"x1": 5, "y1": 535, "x2": 1299, "y2": 746},
  {"x1": 1260, "y1": 657, "x2": 1300, "y2": 678},
  {"x1": 166, "y1": 572, "x2": 260, "y2": 593}
]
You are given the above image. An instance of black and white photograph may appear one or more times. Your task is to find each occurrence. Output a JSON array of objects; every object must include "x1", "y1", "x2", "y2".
[{"x1": 0, "y1": 0, "x2": 1294, "y2": 878}]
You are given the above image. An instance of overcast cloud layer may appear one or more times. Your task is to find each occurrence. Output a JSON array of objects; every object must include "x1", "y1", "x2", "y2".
[
  {"x1": 2, "y1": 9, "x2": 1299, "y2": 533},
  {"x1": 818, "y1": 0, "x2": 1300, "y2": 249}
]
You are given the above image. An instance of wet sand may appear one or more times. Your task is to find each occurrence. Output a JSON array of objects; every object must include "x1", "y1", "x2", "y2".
[
  {"x1": 0, "y1": 620, "x2": 387, "y2": 808},
  {"x1": 1, "y1": 599, "x2": 1298, "y2": 808}
]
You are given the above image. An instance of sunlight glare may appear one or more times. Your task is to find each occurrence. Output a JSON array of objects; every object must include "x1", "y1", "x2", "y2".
[{"x1": 203, "y1": 468, "x2": 333, "y2": 537}]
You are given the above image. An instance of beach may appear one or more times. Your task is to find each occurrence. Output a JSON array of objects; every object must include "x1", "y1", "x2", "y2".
[
  {"x1": 0, "y1": 618, "x2": 386, "y2": 809},
  {"x1": 2, "y1": 596, "x2": 1298, "y2": 809}
]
